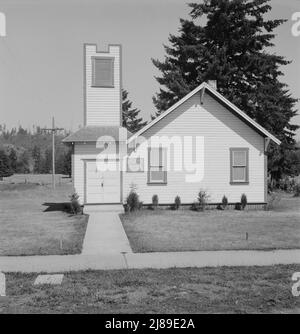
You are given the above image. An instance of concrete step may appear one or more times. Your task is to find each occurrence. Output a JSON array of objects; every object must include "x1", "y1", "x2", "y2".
[{"x1": 83, "y1": 204, "x2": 124, "y2": 213}]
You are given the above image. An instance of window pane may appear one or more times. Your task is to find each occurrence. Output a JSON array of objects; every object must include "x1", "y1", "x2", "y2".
[
  {"x1": 233, "y1": 167, "x2": 246, "y2": 181},
  {"x1": 150, "y1": 148, "x2": 161, "y2": 166},
  {"x1": 93, "y1": 58, "x2": 114, "y2": 87},
  {"x1": 150, "y1": 166, "x2": 165, "y2": 182},
  {"x1": 233, "y1": 151, "x2": 246, "y2": 166},
  {"x1": 150, "y1": 171, "x2": 164, "y2": 182}
]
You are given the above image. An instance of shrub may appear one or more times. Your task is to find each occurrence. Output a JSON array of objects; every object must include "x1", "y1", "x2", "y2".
[
  {"x1": 123, "y1": 203, "x2": 129, "y2": 213},
  {"x1": 152, "y1": 194, "x2": 159, "y2": 209},
  {"x1": 278, "y1": 176, "x2": 295, "y2": 193},
  {"x1": 126, "y1": 191, "x2": 140, "y2": 212},
  {"x1": 235, "y1": 202, "x2": 241, "y2": 210},
  {"x1": 268, "y1": 177, "x2": 277, "y2": 193},
  {"x1": 174, "y1": 196, "x2": 181, "y2": 210},
  {"x1": 217, "y1": 204, "x2": 224, "y2": 210},
  {"x1": 266, "y1": 192, "x2": 282, "y2": 210},
  {"x1": 241, "y1": 193, "x2": 247, "y2": 210},
  {"x1": 293, "y1": 183, "x2": 300, "y2": 197},
  {"x1": 222, "y1": 195, "x2": 228, "y2": 209},
  {"x1": 69, "y1": 193, "x2": 82, "y2": 215},
  {"x1": 197, "y1": 190, "x2": 209, "y2": 211},
  {"x1": 191, "y1": 201, "x2": 200, "y2": 211}
]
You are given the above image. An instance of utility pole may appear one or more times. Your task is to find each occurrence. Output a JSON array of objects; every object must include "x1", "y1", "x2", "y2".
[{"x1": 42, "y1": 117, "x2": 64, "y2": 189}]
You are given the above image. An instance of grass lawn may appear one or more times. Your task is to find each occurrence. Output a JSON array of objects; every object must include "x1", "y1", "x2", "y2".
[
  {"x1": 1, "y1": 265, "x2": 299, "y2": 313},
  {"x1": 0, "y1": 174, "x2": 88, "y2": 256},
  {"x1": 120, "y1": 194, "x2": 300, "y2": 252}
]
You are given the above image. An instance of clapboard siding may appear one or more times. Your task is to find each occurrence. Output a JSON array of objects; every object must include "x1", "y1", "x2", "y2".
[
  {"x1": 123, "y1": 91, "x2": 265, "y2": 204},
  {"x1": 85, "y1": 44, "x2": 121, "y2": 126}
]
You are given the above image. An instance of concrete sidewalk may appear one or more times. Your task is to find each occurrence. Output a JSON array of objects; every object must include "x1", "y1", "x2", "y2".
[
  {"x1": 0, "y1": 249, "x2": 299, "y2": 273},
  {"x1": 125, "y1": 249, "x2": 300, "y2": 269},
  {"x1": 0, "y1": 254, "x2": 126, "y2": 273},
  {"x1": 82, "y1": 207, "x2": 132, "y2": 255}
]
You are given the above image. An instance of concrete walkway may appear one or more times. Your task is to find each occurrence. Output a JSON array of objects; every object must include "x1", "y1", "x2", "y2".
[
  {"x1": 125, "y1": 249, "x2": 300, "y2": 269},
  {"x1": 0, "y1": 249, "x2": 299, "y2": 273},
  {"x1": 82, "y1": 205, "x2": 132, "y2": 255}
]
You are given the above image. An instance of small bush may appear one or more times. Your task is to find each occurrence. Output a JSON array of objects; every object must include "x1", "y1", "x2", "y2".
[
  {"x1": 266, "y1": 192, "x2": 282, "y2": 210},
  {"x1": 222, "y1": 195, "x2": 228, "y2": 209},
  {"x1": 235, "y1": 202, "x2": 241, "y2": 210},
  {"x1": 278, "y1": 176, "x2": 296, "y2": 193},
  {"x1": 123, "y1": 203, "x2": 129, "y2": 213},
  {"x1": 197, "y1": 190, "x2": 209, "y2": 211},
  {"x1": 174, "y1": 196, "x2": 181, "y2": 210},
  {"x1": 293, "y1": 183, "x2": 300, "y2": 197},
  {"x1": 268, "y1": 177, "x2": 276, "y2": 193},
  {"x1": 69, "y1": 193, "x2": 82, "y2": 215},
  {"x1": 152, "y1": 194, "x2": 159, "y2": 209},
  {"x1": 241, "y1": 193, "x2": 247, "y2": 210},
  {"x1": 126, "y1": 191, "x2": 140, "y2": 212},
  {"x1": 191, "y1": 201, "x2": 200, "y2": 211},
  {"x1": 217, "y1": 203, "x2": 224, "y2": 210}
]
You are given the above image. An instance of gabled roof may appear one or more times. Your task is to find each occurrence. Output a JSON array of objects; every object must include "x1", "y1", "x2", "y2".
[
  {"x1": 129, "y1": 82, "x2": 281, "y2": 145},
  {"x1": 62, "y1": 126, "x2": 132, "y2": 143}
]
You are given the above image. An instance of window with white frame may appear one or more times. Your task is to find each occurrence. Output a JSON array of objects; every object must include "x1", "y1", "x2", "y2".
[
  {"x1": 230, "y1": 148, "x2": 249, "y2": 183},
  {"x1": 148, "y1": 147, "x2": 167, "y2": 184}
]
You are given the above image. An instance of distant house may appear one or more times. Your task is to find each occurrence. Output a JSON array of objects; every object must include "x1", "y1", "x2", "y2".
[{"x1": 63, "y1": 43, "x2": 280, "y2": 207}]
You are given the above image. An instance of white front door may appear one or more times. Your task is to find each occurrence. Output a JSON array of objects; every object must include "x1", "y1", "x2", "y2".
[{"x1": 85, "y1": 160, "x2": 120, "y2": 204}]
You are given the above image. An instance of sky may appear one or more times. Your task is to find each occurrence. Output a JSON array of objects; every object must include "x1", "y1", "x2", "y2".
[{"x1": 0, "y1": 0, "x2": 299, "y2": 139}]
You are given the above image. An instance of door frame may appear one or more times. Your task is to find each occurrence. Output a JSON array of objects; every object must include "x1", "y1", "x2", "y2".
[{"x1": 83, "y1": 159, "x2": 122, "y2": 205}]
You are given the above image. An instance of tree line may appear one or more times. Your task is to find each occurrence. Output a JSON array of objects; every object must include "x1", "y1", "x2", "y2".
[
  {"x1": 0, "y1": 125, "x2": 72, "y2": 179},
  {"x1": 0, "y1": 89, "x2": 146, "y2": 179}
]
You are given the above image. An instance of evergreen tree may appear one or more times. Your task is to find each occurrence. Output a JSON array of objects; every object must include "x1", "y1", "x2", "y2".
[
  {"x1": 42, "y1": 148, "x2": 52, "y2": 174},
  {"x1": 122, "y1": 89, "x2": 147, "y2": 133},
  {"x1": 62, "y1": 148, "x2": 72, "y2": 177},
  {"x1": 152, "y1": 0, "x2": 298, "y2": 178},
  {"x1": 9, "y1": 148, "x2": 18, "y2": 173},
  {"x1": 16, "y1": 151, "x2": 30, "y2": 174},
  {"x1": 32, "y1": 145, "x2": 42, "y2": 173},
  {"x1": 0, "y1": 150, "x2": 13, "y2": 180}
]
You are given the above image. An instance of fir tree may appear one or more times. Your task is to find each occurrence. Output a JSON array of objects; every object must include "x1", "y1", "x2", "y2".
[
  {"x1": 9, "y1": 148, "x2": 18, "y2": 173},
  {"x1": 122, "y1": 89, "x2": 147, "y2": 133},
  {"x1": 16, "y1": 151, "x2": 30, "y2": 174},
  {"x1": 152, "y1": 0, "x2": 298, "y2": 178},
  {"x1": 62, "y1": 148, "x2": 72, "y2": 177},
  {"x1": 42, "y1": 148, "x2": 52, "y2": 174},
  {"x1": 32, "y1": 145, "x2": 42, "y2": 173},
  {"x1": 0, "y1": 150, "x2": 13, "y2": 180}
]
